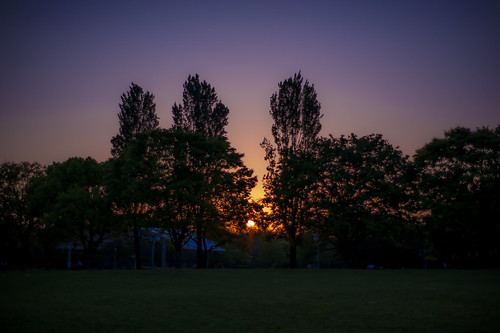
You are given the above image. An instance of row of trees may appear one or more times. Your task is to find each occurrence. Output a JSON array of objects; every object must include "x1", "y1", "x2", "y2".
[
  {"x1": 1, "y1": 72, "x2": 499, "y2": 269},
  {"x1": 1, "y1": 75, "x2": 256, "y2": 269},
  {"x1": 261, "y1": 72, "x2": 499, "y2": 268}
]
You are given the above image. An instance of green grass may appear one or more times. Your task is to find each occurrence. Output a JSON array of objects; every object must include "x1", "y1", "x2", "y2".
[{"x1": 1, "y1": 269, "x2": 499, "y2": 332}]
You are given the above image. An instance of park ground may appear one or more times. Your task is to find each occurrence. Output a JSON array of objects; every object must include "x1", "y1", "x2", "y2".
[{"x1": 1, "y1": 269, "x2": 499, "y2": 332}]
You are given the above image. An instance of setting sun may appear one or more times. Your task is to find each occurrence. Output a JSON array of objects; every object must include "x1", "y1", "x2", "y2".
[{"x1": 247, "y1": 220, "x2": 255, "y2": 227}]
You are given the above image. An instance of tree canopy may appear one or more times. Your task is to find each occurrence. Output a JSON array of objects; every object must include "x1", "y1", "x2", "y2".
[
  {"x1": 0, "y1": 162, "x2": 44, "y2": 268},
  {"x1": 1, "y1": 73, "x2": 498, "y2": 270},
  {"x1": 172, "y1": 74, "x2": 229, "y2": 138},
  {"x1": 261, "y1": 72, "x2": 323, "y2": 268},
  {"x1": 171, "y1": 74, "x2": 255, "y2": 267},
  {"x1": 315, "y1": 134, "x2": 417, "y2": 268},
  {"x1": 111, "y1": 82, "x2": 159, "y2": 158},
  {"x1": 110, "y1": 129, "x2": 256, "y2": 268},
  {"x1": 415, "y1": 126, "x2": 500, "y2": 268},
  {"x1": 27, "y1": 157, "x2": 113, "y2": 268}
]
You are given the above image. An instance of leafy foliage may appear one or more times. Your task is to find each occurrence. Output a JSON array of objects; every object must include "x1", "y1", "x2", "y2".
[
  {"x1": 415, "y1": 126, "x2": 500, "y2": 267},
  {"x1": 111, "y1": 82, "x2": 159, "y2": 157},
  {"x1": 170, "y1": 74, "x2": 256, "y2": 267},
  {"x1": 28, "y1": 158, "x2": 113, "y2": 268},
  {"x1": 111, "y1": 129, "x2": 256, "y2": 268},
  {"x1": 109, "y1": 82, "x2": 159, "y2": 268},
  {"x1": 0, "y1": 162, "x2": 45, "y2": 267},
  {"x1": 172, "y1": 74, "x2": 229, "y2": 137},
  {"x1": 315, "y1": 134, "x2": 417, "y2": 267},
  {"x1": 1, "y1": 71, "x2": 497, "y2": 270},
  {"x1": 261, "y1": 72, "x2": 323, "y2": 268}
]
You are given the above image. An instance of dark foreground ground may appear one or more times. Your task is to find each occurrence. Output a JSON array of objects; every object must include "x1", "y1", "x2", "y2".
[{"x1": 1, "y1": 269, "x2": 499, "y2": 332}]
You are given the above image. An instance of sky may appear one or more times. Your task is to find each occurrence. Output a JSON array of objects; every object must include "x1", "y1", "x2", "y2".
[{"x1": 1, "y1": 0, "x2": 499, "y2": 198}]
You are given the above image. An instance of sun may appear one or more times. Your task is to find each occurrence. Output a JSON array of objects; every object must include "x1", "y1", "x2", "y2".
[{"x1": 247, "y1": 220, "x2": 255, "y2": 227}]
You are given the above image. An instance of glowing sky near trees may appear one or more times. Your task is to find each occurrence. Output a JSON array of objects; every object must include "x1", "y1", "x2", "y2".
[{"x1": 1, "y1": 0, "x2": 499, "y2": 198}]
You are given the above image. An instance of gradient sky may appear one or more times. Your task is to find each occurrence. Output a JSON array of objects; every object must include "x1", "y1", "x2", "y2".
[{"x1": 1, "y1": 0, "x2": 499, "y2": 198}]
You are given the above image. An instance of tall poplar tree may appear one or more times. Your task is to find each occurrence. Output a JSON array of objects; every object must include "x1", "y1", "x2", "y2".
[
  {"x1": 111, "y1": 82, "x2": 159, "y2": 158},
  {"x1": 172, "y1": 74, "x2": 229, "y2": 138},
  {"x1": 171, "y1": 74, "x2": 255, "y2": 268},
  {"x1": 261, "y1": 72, "x2": 323, "y2": 268},
  {"x1": 109, "y1": 82, "x2": 158, "y2": 269}
]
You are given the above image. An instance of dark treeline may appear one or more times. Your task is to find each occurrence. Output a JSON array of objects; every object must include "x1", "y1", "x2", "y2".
[{"x1": 1, "y1": 73, "x2": 499, "y2": 270}]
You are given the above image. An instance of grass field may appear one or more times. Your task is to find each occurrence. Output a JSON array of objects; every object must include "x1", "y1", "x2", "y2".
[{"x1": 1, "y1": 269, "x2": 499, "y2": 332}]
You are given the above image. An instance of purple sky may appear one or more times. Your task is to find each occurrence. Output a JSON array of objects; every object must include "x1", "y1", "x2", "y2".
[{"x1": 1, "y1": 0, "x2": 499, "y2": 198}]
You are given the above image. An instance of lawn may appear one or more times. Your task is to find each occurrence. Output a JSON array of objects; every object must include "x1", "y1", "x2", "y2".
[{"x1": 1, "y1": 269, "x2": 499, "y2": 332}]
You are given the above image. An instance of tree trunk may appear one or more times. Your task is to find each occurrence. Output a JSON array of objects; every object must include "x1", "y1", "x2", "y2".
[
  {"x1": 341, "y1": 252, "x2": 351, "y2": 269},
  {"x1": 174, "y1": 243, "x2": 183, "y2": 269},
  {"x1": 133, "y1": 224, "x2": 142, "y2": 270},
  {"x1": 289, "y1": 232, "x2": 297, "y2": 268},
  {"x1": 20, "y1": 231, "x2": 31, "y2": 270},
  {"x1": 196, "y1": 230, "x2": 205, "y2": 269},
  {"x1": 86, "y1": 244, "x2": 97, "y2": 269},
  {"x1": 43, "y1": 244, "x2": 54, "y2": 270},
  {"x1": 203, "y1": 239, "x2": 209, "y2": 268}
]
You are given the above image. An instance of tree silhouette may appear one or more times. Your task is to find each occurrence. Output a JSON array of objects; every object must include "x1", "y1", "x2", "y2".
[
  {"x1": 171, "y1": 74, "x2": 254, "y2": 268},
  {"x1": 113, "y1": 129, "x2": 256, "y2": 268},
  {"x1": 415, "y1": 126, "x2": 500, "y2": 268},
  {"x1": 27, "y1": 158, "x2": 113, "y2": 268},
  {"x1": 261, "y1": 72, "x2": 323, "y2": 268},
  {"x1": 315, "y1": 134, "x2": 416, "y2": 268},
  {"x1": 172, "y1": 74, "x2": 229, "y2": 137},
  {"x1": 0, "y1": 162, "x2": 44, "y2": 269},
  {"x1": 111, "y1": 82, "x2": 159, "y2": 158},
  {"x1": 108, "y1": 135, "x2": 161, "y2": 270},
  {"x1": 109, "y1": 82, "x2": 158, "y2": 269}
]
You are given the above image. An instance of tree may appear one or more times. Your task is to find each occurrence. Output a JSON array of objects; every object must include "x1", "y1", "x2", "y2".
[
  {"x1": 113, "y1": 129, "x2": 256, "y2": 268},
  {"x1": 0, "y1": 162, "x2": 45, "y2": 268},
  {"x1": 189, "y1": 134, "x2": 256, "y2": 268},
  {"x1": 415, "y1": 126, "x2": 500, "y2": 268},
  {"x1": 109, "y1": 82, "x2": 159, "y2": 268},
  {"x1": 168, "y1": 131, "x2": 256, "y2": 268},
  {"x1": 108, "y1": 135, "x2": 161, "y2": 270},
  {"x1": 172, "y1": 74, "x2": 229, "y2": 138},
  {"x1": 111, "y1": 129, "x2": 188, "y2": 268},
  {"x1": 171, "y1": 74, "x2": 255, "y2": 268},
  {"x1": 315, "y1": 134, "x2": 417, "y2": 268},
  {"x1": 28, "y1": 158, "x2": 114, "y2": 268},
  {"x1": 111, "y1": 82, "x2": 159, "y2": 158},
  {"x1": 261, "y1": 72, "x2": 323, "y2": 268}
]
